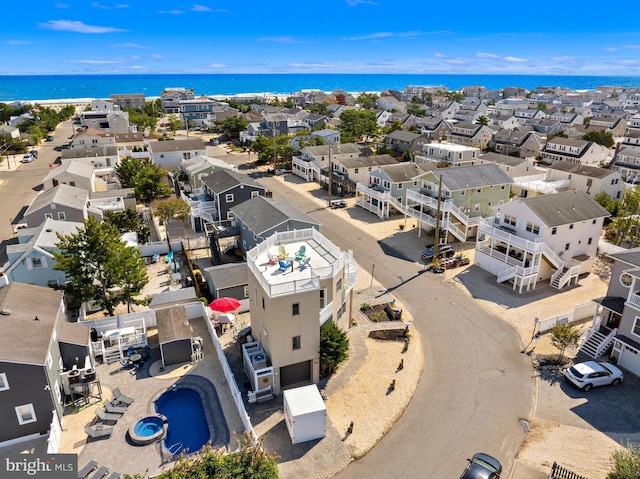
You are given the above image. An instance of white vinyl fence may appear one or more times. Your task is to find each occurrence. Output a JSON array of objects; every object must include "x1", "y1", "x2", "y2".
[{"x1": 538, "y1": 301, "x2": 597, "y2": 334}]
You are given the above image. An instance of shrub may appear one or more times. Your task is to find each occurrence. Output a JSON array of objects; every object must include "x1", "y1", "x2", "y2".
[{"x1": 359, "y1": 303, "x2": 370, "y2": 312}]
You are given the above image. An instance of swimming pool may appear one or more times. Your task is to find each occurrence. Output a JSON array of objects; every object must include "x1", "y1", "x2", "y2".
[{"x1": 155, "y1": 388, "x2": 210, "y2": 455}]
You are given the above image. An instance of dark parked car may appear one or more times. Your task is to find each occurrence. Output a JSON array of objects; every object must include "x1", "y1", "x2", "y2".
[
  {"x1": 460, "y1": 453, "x2": 502, "y2": 478},
  {"x1": 421, "y1": 244, "x2": 455, "y2": 262},
  {"x1": 331, "y1": 201, "x2": 347, "y2": 209}
]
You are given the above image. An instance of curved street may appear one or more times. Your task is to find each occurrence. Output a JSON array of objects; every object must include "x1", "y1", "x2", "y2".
[{"x1": 259, "y1": 175, "x2": 535, "y2": 478}]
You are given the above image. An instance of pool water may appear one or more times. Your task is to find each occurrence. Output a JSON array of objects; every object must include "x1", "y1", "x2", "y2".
[
  {"x1": 155, "y1": 388, "x2": 210, "y2": 455},
  {"x1": 133, "y1": 416, "x2": 163, "y2": 437}
]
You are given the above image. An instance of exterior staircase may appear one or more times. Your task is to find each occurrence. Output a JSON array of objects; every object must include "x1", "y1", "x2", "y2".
[
  {"x1": 579, "y1": 328, "x2": 617, "y2": 358},
  {"x1": 550, "y1": 265, "x2": 581, "y2": 290}
]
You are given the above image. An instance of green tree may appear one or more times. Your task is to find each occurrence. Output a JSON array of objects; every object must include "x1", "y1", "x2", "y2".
[
  {"x1": 406, "y1": 103, "x2": 427, "y2": 117},
  {"x1": 103, "y1": 208, "x2": 150, "y2": 244},
  {"x1": 536, "y1": 102, "x2": 547, "y2": 112},
  {"x1": 115, "y1": 157, "x2": 144, "y2": 188},
  {"x1": 53, "y1": 216, "x2": 148, "y2": 316},
  {"x1": 127, "y1": 108, "x2": 158, "y2": 131},
  {"x1": 582, "y1": 130, "x2": 615, "y2": 149},
  {"x1": 383, "y1": 120, "x2": 403, "y2": 135},
  {"x1": 168, "y1": 114, "x2": 182, "y2": 132},
  {"x1": 320, "y1": 321, "x2": 349, "y2": 377},
  {"x1": 116, "y1": 158, "x2": 172, "y2": 203},
  {"x1": 308, "y1": 103, "x2": 329, "y2": 115},
  {"x1": 356, "y1": 92, "x2": 379, "y2": 109},
  {"x1": 152, "y1": 198, "x2": 191, "y2": 225},
  {"x1": 250, "y1": 133, "x2": 294, "y2": 168},
  {"x1": 338, "y1": 109, "x2": 378, "y2": 143},
  {"x1": 607, "y1": 186, "x2": 640, "y2": 246},
  {"x1": 606, "y1": 443, "x2": 640, "y2": 479},
  {"x1": 550, "y1": 322, "x2": 581, "y2": 363},
  {"x1": 215, "y1": 116, "x2": 248, "y2": 139},
  {"x1": 476, "y1": 115, "x2": 489, "y2": 126}
]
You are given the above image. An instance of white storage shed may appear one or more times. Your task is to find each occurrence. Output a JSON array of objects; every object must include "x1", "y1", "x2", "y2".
[{"x1": 283, "y1": 385, "x2": 326, "y2": 444}]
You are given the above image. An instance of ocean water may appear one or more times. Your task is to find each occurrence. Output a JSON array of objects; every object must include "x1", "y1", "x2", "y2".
[{"x1": 1, "y1": 73, "x2": 640, "y2": 102}]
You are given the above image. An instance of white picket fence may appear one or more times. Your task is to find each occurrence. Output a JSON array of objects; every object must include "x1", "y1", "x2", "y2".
[{"x1": 537, "y1": 301, "x2": 597, "y2": 334}]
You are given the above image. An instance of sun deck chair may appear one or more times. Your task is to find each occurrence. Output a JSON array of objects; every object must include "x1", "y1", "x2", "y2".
[
  {"x1": 278, "y1": 260, "x2": 291, "y2": 273},
  {"x1": 266, "y1": 251, "x2": 278, "y2": 265},
  {"x1": 78, "y1": 460, "x2": 98, "y2": 479},
  {"x1": 94, "y1": 408, "x2": 121, "y2": 424},
  {"x1": 277, "y1": 245, "x2": 288, "y2": 260},
  {"x1": 298, "y1": 257, "x2": 311, "y2": 271},
  {"x1": 295, "y1": 245, "x2": 306, "y2": 261},
  {"x1": 85, "y1": 424, "x2": 114, "y2": 441},
  {"x1": 88, "y1": 466, "x2": 110, "y2": 479},
  {"x1": 112, "y1": 387, "x2": 134, "y2": 406},
  {"x1": 104, "y1": 400, "x2": 128, "y2": 414}
]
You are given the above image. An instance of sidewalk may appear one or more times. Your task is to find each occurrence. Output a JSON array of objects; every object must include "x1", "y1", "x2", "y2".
[{"x1": 0, "y1": 154, "x2": 23, "y2": 172}]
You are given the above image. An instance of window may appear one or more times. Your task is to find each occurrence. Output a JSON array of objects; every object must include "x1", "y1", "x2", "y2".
[
  {"x1": 0, "y1": 373, "x2": 8, "y2": 391},
  {"x1": 251, "y1": 191, "x2": 259, "y2": 198},
  {"x1": 620, "y1": 272, "x2": 634, "y2": 288},
  {"x1": 526, "y1": 222, "x2": 540, "y2": 234},
  {"x1": 243, "y1": 286, "x2": 249, "y2": 298},
  {"x1": 633, "y1": 317, "x2": 640, "y2": 337},
  {"x1": 292, "y1": 336, "x2": 301, "y2": 350},
  {"x1": 292, "y1": 303, "x2": 300, "y2": 315},
  {"x1": 15, "y1": 404, "x2": 37, "y2": 425},
  {"x1": 565, "y1": 243, "x2": 570, "y2": 251},
  {"x1": 319, "y1": 289, "x2": 327, "y2": 309},
  {"x1": 262, "y1": 297, "x2": 265, "y2": 310},
  {"x1": 504, "y1": 214, "x2": 516, "y2": 226},
  {"x1": 32, "y1": 257, "x2": 42, "y2": 268},
  {"x1": 225, "y1": 193, "x2": 234, "y2": 203},
  {"x1": 46, "y1": 352, "x2": 53, "y2": 369},
  {"x1": 354, "y1": 168, "x2": 359, "y2": 174},
  {"x1": 44, "y1": 213, "x2": 53, "y2": 220},
  {"x1": 336, "y1": 278, "x2": 342, "y2": 292},
  {"x1": 551, "y1": 227, "x2": 557, "y2": 235},
  {"x1": 588, "y1": 237, "x2": 593, "y2": 245},
  {"x1": 569, "y1": 223, "x2": 574, "y2": 230},
  {"x1": 592, "y1": 219, "x2": 597, "y2": 224}
]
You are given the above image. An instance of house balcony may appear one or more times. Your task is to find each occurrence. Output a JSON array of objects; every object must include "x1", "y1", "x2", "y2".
[
  {"x1": 627, "y1": 291, "x2": 640, "y2": 309},
  {"x1": 477, "y1": 222, "x2": 545, "y2": 254},
  {"x1": 512, "y1": 174, "x2": 570, "y2": 194},
  {"x1": 357, "y1": 183, "x2": 392, "y2": 201}
]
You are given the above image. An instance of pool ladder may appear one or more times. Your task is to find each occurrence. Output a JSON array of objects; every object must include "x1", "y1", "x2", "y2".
[{"x1": 166, "y1": 442, "x2": 183, "y2": 463}]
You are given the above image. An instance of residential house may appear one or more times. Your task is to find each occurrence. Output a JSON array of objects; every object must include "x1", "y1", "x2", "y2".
[
  {"x1": 453, "y1": 105, "x2": 487, "y2": 124},
  {"x1": 330, "y1": 154, "x2": 398, "y2": 187},
  {"x1": 43, "y1": 160, "x2": 96, "y2": 192},
  {"x1": 415, "y1": 143, "x2": 481, "y2": 167},
  {"x1": 8, "y1": 113, "x2": 35, "y2": 128},
  {"x1": 198, "y1": 169, "x2": 266, "y2": 227},
  {"x1": 109, "y1": 93, "x2": 145, "y2": 111},
  {"x1": 161, "y1": 87, "x2": 195, "y2": 114},
  {"x1": 376, "y1": 110, "x2": 393, "y2": 128},
  {"x1": 405, "y1": 164, "x2": 513, "y2": 243},
  {"x1": 384, "y1": 130, "x2": 429, "y2": 156},
  {"x1": 448, "y1": 122, "x2": 493, "y2": 148},
  {"x1": 245, "y1": 228, "x2": 357, "y2": 394},
  {"x1": 60, "y1": 145, "x2": 119, "y2": 168},
  {"x1": 425, "y1": 101, "x2": 460, "y2": 120},
  {"x1": 231, "y1": 195, "x2": 320, "y2": 253},
  {"x1": 546, "y1": 162, "x2": 624, "y2": 200},
  {"x1": 180, "y1": 155, "x2": 238, "y2": 191},
  {"x1": 488, "y1": 128, "x2": 545, "y2": 158},
  {"x1": 580, "y1": 248, "x2": 640, "y2": 376},
  {"x1": 292, "y1": 143, "x2": 372, "y2": 182},
  {"x1": 356, "y1": 162, "x2": 434, "y2": 219},
  {"x1": 478, "y1": 152, "x2": 536, "y2": 178},
  {"x1": 0, "y1": 282, "x2": 93, "y2": 447},
  {"x1": 148, "y1": 138, "x2": 206, "y2": 168},
  {"x1": 548, "y1": 111, "x2": 585, "y2": 128},
  {"x1": 541, "y1": 137, "x2": 609, "y2": 165},
  {"x1": 87, "y1": 188, "x2": 137, "y2": 214},
  {"x1": 585, "y1": 116, "x2": 628, "y2": 138},
  {"x1": 402, "y1": 85, "x2": 448, "y2": 102},
  {"x1": 525, "y1": 118, "x2": 565, "y2": 136},
  {"x1": 289, "y1": 129, "x2": 339, "y2": 152},
  {"x1": 514, "y1": 109, "x2": 547, "y2": 122},
  {"x1": 179, "y1": 97, "x2": 239, "y2": 129},
  {"x1": 487, "y1": 113, "x2": 520, "y2": 130},
  {"x1": 620, "y1": 130, "x2": 640, "y2": 148},
  {"x1": 80, "y1": 108, "x2": 132, "y2": 135},
  {"x1": 24, "y1": 184, "x2": 102, "y2": 228},
  {"x1": 377, "y1": 95, "x2": 406, "y2": 112},
  {"x1": 474, "y1": 190, "x2": 608, "y2": 293},
  {"x1": 0, "y1": 124, "x2": 20, "y2": 138},
  {"x1": 610, "y1": 146, "x2": 640, "y2": 184},
  {"x1": 3, "y1": 219, "x2": 81, "y2": 288},
  {"x1": 71, "y1": 127, "x2": 117, "y2": 150},
  {"x1": 415, "y1": 118, "x2": 452, "y2": 142}
]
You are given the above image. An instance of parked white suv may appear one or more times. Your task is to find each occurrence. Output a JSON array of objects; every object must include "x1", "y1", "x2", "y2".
[{"x1": 20, "y1": 153, "x2": 34, "y2": 163}]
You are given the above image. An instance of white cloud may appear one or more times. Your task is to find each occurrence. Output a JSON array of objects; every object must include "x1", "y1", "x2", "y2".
[
  {"x1": 158, "y1": 9, "x2": 184, "y2": 14},
  {"x1": 604, "y1": 47, "x2": 619, "y2": 52},
  {"x1": 504, "y1": 56, "x2": 527, "y2": 63},
  {"x1": 444, "y1": 59, "x2": 465, "y2": 65},
  {"x1": 64, "y1": 59, "x2": 126, "y2": 64},
  {"x1": 55, "y1": 2, "x2": 68, "y2": 7},
  {"x1": 115, "y1": 4, "x2": 131, "y2": 7},
  {"x1": 433, "y1": 52, "x2": 447, "y2": 58},
  {"x1": 288, "y1": 63, "x2": 332, "y2": 68},
  {"x1": 191, "y1": 4, "x2": 212, "y2": 11},
  {"x1": 476, "y1": 52, "x2": 500, "y2": 59},
  {"x1": 206, "y1": 63, "x2": 227, "y2": 68},
  {"x1": 39, "y1": 20, "x2": 126, "y2": 34},
  {"x1": 622, "y1": 45, "x2": 640, "y2": 50},
  {"x1": 550, "y1": 56, "x2": 574, "y2": 62},
  {"x1": 91, "y1": 2, "x2": 110, "y2": 9},
  {"x1": 346, "y1": 0, "x2": 379, "y2": 6},
  {"x1": 258, "y1": 36, "x2": 300, "y2": 43},
  {"x1": 5, "y1": 40, "x2": 32, "y2": 45},
  {"x1": 398, "y1": 30, "x2": 452, "y2": 37},
  {"x1": 150, "y1": 54, "x2": 165, "y2": 59},
  {"x1": 110, "y1": 42, "x2": 150, "y2": 49},
  {"x1": 343, "y1": 32, "x2": 393, "y2": 41}
]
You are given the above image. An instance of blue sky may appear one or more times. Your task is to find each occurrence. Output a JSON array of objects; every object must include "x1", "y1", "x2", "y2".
[{"x1": 2, "y1": 1, "x2": 640, "y2": 75}]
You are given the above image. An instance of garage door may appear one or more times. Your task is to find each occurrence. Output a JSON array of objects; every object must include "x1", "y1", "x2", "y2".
[
  {"x1": 280, "y1": 360, "x2": 311, "y2": 389},
  {"x1": 619, "y1": 346, "x2": 640, "y2": 375}
]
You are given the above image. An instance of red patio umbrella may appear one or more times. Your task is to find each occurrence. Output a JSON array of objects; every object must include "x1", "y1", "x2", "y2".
[{"x1": 208, "y1": 297, "x2": 241, "y2": 313}]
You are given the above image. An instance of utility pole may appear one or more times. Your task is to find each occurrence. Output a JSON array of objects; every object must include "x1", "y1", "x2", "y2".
[
  {"x1": 327, "y1": 142, "x2": 333, "y2": 207},
  {"x1": 433, "y1": 174, "x2": 443, "y2": 267},
  {"x1": 272, "y1": 122, "x2": 277, "y2": 174}
]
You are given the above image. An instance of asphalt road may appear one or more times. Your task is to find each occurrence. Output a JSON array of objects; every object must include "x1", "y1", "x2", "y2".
[
  {"x1": 257, "y1": 174, "x2": 535, "y2": 478},
  {"x1": 0, "y1": 120, "x2": 75, "y2": 239}
]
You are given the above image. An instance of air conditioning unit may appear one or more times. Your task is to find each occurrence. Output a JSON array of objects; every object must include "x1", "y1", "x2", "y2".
[{"x1": 252, "y1": 353, "x2": 268, "y2": 370}]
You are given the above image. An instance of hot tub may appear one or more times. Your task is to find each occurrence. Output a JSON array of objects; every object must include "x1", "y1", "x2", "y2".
[{"x1": 128, "y1": 415, "x2": 167, "y2": 445}]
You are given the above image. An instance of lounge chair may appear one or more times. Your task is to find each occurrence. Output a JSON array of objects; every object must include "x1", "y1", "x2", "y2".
[
  {"x1": 112, "y1": 387, "x2": 134, "y2": 406},
  {"x1": 107, "y1": 473, "x2": 122, "y2": 479},
  {"x1": 88, "y1": 466, "x2": 110, "y2": 479},
  {"x1": 298, "y1": 257, "x2": 311, "y2": 271},
  {"x1": 104, "y1": 400, "x2": 128, "y2": 414},
  {"x1": 78, "y1": 460, "x2": 98, "y2": 479},
  {"x1": 277, "y1": 245, "x2": 288, "y2": 260},
  {"x1": 295, "y1": 245, "x2": 306, "y2": 261},
  {"x1": 277, "y1": 260, "x2": 291, "y2": 273},
  {"x1": 266, "y1": 251, "x2": 278, "y2": 265},
  {"x1": 94, "y1": 408, "x2": 121, "y2": 424},
  {"x1": 85, "y1": 424, "x2": 114, "y2": 441}
]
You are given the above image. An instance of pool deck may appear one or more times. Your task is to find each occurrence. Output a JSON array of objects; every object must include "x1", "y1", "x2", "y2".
[{"x1": 71, "y1": 315, "x2": 244, "y2": 478}]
